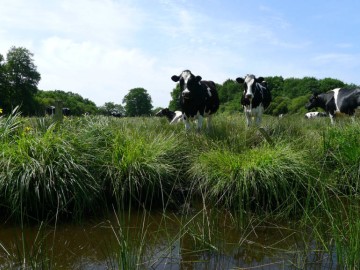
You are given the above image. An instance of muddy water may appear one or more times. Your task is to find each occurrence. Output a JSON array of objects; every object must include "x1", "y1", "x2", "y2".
[{"x1": 0, "y1": 210, "x2": 337, "y2": 269}]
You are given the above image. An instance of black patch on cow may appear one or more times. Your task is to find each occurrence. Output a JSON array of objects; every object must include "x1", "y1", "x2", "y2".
[
  {"x1": 336, "y1": 88, "x2": 360, "y2": 115},
  {"x1": 46, "y1": 106, "x2": 55, "y2": 115},
  {"x1": 306, "y1": 91, "x2": 336, "y2": 115},
  {"x1": 62, "y1": 108, "x2": 71, "y2": 116}
]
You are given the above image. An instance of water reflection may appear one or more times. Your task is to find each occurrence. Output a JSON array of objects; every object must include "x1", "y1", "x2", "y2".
[{"x1": 0, "y1": 210, "x2": 337, "y2": 269}]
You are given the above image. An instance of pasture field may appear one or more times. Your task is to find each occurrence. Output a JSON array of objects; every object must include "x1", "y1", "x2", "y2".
[{"x1": 0, "y1": 109, "x2": 359, "y2": 269}]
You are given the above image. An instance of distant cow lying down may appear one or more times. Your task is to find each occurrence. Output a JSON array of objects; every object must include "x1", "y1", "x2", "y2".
[
  {"x1": 155, "y1": 108, "x2": 183, "y2": 124},
  {"x1": 304, "y1": 112, "x2": 327, "y2": 119}
]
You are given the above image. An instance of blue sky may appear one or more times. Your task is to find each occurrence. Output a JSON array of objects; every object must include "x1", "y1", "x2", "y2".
[{"x1": 1, "y1": 0, "x2": 360, "y2": 108}]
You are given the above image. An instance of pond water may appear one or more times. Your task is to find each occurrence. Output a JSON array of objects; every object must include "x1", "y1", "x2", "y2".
[{"x1": 0, "y1": 209, "x2": 338, "y2": 269}]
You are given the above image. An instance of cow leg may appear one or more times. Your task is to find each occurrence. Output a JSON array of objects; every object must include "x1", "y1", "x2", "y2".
[
  {"x1": 330, "y1": 114, "x2": 335, "y2": 124},
  {"x1": 197, "y1": 115, "x2": 204, "y2": 130},
  {"x1": 207, "y1": 115, "x2": 212, "y2": 130},
  {"x1": 255, "y1": 106, "x2": 264, "y2": 126},
  {"x1": 184, "y1": 119, "x2": 191, "y2": 130},
  {"x1": 255, "y1": 113, "x2": 262, "y2": 126},
  {"x1": 245, "y1": 112, "x2": 251, "y2": 126}
]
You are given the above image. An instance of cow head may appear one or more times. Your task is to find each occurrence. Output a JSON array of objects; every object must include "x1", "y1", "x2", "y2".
[
  {"x1": 236, "y1": 74, "x2": 265, "y2": 102},
  {"x1": 305, "y1": 93, "x2": 320, "y2": 110},
  {"x1": 155, "y1": 108, "x2": 170, "y2": 117},
  {"x1": 171, "y1": 70, "x2": 202, "y2": 100}
]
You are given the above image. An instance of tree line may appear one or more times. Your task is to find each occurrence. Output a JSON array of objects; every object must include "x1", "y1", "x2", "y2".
[{"x1": 1, "y1": 46, "x2": 359, "y2": 117}]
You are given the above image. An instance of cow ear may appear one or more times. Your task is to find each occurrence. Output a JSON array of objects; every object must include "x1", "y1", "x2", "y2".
[
  {"x1": 260, "y1": 81, "x2": 268, "y2": 87},
  {"x1": 236, "y1": 77, "x2": 244, "y2": 84},
  {"x1": 195, "y1": 76, "x2": 202, "y2": 82},
  {"x1": 171, "y1": 75, "x2": 180, "y2": 82},
  {"x1": 256, "y1": 77, "x2": 265, "y2": 82}
]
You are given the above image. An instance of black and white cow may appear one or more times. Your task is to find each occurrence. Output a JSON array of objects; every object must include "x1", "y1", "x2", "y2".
[
  {"x1": 236, "y1": 74, "x2": 271, "y2": 126},
  {"x1": 62, "y1": 107, "x2": 71, "y2": 116},
  {"x1": 304, "y1": 112, "x2": 327, "y2": 119},
  {"x1": 155, "y1": 108, "x2": 183, "y2": 124},
  {"x1": 305, "y1": 88, "x2": 360, "y2": 124},
  {"x1": 171, "y1": 70, "x2": 219, "y2": 130},
  {"x1": 46, "y1": 106, "x2": 70, "y2": 116},
  {"x1": 46, "y1": 106, "x2": 55, "y2": 116},
  {"x1": 110, "y1": 110, "x2": 122, "y2": 117}
]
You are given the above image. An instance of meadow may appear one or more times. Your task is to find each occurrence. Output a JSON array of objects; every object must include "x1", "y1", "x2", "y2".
[{"x1": 0, "y1": 107, "x2": 359, "y2": 269}]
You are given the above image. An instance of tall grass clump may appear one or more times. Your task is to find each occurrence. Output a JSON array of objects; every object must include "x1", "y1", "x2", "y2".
[
  {"x1": 0, "y1": 106, "x2": 22, "y2": 141},
  {"x1": 322, "y1": 122, "x2": 360, "y2": 193},
  {"x1": 189, "y1": 144, "x2": 313, "y2": 215},
  {"x1": 103, "y1": 121, "x2": 188, "y2": 209},
  {"x1": 0, "y1": 124, "x2": 100, "y2": 221}
]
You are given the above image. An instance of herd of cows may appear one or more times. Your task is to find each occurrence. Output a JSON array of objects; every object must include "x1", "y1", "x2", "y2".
[
  {"x1": 46, "y1": 106, "x2": 71, "y2": 116},
  {"x1": 46, "y1": 69, "x2": 360, "y2": 129},
  {"x1": 165, "y1": 70, "x2": 273, "y2": 130},
  {"x1": 157, "y1": 70, "x2": 360, "y2": 130}
]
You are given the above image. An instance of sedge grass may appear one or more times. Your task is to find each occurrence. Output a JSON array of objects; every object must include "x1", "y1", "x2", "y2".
[
  {"x1": 0, "y1": 124, "x2": 100, "y2": 221},
  {"x1": 189, "y1": 143, "x2": 313, "y2": 215},
  {"x1": 102, "y1": 118, "x2": 189, "y2": 210}
]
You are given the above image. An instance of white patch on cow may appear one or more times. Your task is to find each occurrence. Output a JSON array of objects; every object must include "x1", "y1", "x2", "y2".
[
  {"x1": 207, "y1": 87, "x2": 212, "y2": 97},
  {"x1": 183, "y1": 89, "x2": 190, "y2": 95},
  {"x1": 181, "y1": 70, "x2": 191, "y2": 83},
  {"x1": 331, "y1": 88, "x2": 341, "y2": 112},
  {"x1": 181, "y1": 70, "x2": 192, "y2": 96},
  {"x1": 170, "y1": 111, "x2": 183, "y2": 124},
  {"x1": 244, "y1": 75, "x2": 255, "y2": 98},
  {"x1": 305, "y1": 112, "x2": 319, "y2": 118}
]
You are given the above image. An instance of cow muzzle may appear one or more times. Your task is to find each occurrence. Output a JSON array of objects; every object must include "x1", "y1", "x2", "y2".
[{"x1": 182, "y1": 90, "x2": 191, "y2": 99}]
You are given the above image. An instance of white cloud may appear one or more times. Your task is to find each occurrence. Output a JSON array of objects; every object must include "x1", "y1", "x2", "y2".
[{"x1": 37, "y1": 36, "x2": 171, "y2": 106}]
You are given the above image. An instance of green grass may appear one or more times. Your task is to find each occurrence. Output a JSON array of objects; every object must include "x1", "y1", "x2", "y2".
[
  {"x1": 189, "y1": 143, "x2": 312, "y2": 214},
  {"x1": 1, "y1": 111, "x2": 360, "y2": 268}
]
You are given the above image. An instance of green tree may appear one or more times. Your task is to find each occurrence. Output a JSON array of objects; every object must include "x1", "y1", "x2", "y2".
[
  {"x1": 35, "y1": 89, "x2": 98, "y2": 116},
  {"x1": 288, "y1": 95, "x2": 310, "y2": 114},
  {"x1": 122, "y1": 87, "x2": 153, "y2": 116},
  {"x1": 4, "y1": 46, "x2": 41, "y2": 115},
  {"x1": 0, "y1": 53, "x2": 8, "y2": 111},
  {"x1": 217, "y1": 79, "x2": 239, "y2": 103},
  {"x1": 318, "y1": 78, "x2": 345, "y2": 93},
  {"x1": 282, "y1": 77, "x2": 318, "y2": 99},
  {"x1": 168, "y1": 84, "x2": 181, "y2": 111},
  {"x1": 98, "y1": 102, "x2": 125, "y2": 116},
  {"x1": 267, "y1": 96, "x2": 290, "y2": 116},
  {"x1": 264, "y1": 76, "x2": 284, "y2": 99}
]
